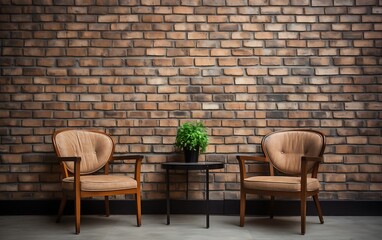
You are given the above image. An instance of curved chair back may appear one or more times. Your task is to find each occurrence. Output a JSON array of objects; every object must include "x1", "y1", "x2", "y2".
[
  {"x1": 262, "y1": 129, "x2": 325, "y2": 175},
  {"x1": 53, "y1": 129, "x2": 114, "y2": 175}
]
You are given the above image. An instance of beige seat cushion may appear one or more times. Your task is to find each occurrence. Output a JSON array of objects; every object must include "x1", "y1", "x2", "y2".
[
  {"x1": 244, "y1": 176, "x2": 320, "y2": 192},
  {"x1": 62, "y1": 175, "x2": 137, "y2": 192}
]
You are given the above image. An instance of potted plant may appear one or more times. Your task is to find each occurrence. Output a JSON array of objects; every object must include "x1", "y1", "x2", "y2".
[{"x1": 174, "y1": 121, "x2": 209, "y2": 163}]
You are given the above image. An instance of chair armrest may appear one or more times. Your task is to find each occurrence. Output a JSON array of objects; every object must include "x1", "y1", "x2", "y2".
[
  {"x1": 300, "y1": 156, "x2": 324, "y2": 194},
  {"x1": 57, "y1": 157, "x2": 81, "y2": 179},
  {"x1": 57, "y1": 156, "x2": 81, "y2": 195},
  {"x1": 301, "y1": 156, "x2": 323, "y2": 177},
  {"x1": 111, "y1": 155, "x2": 143, "y2": 182},
  {"x1": 236, "y1": 155, "x2": 267, "y2": 182}
]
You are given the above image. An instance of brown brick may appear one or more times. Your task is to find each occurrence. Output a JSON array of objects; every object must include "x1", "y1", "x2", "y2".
[
  {"x1": 232, "y1": 49, "x2": 253, "y2": 56},
  {"x1": 194, "y1": 58, "x2": 214, "y2": 66},
  {"x1": 224, "y1": 68, "x2": 244, "y2": 76},
  {"x1": 210, "y1": 49, "x2": 229, "y2": 57},
  {"x1": 217, "y1": 58, "x2": 236, "y2": 67},
  {"x1": 180, "y1": 68, "x2": 199, "y2": 76},
  {"x1": 0, "y1": 0, "x2": 380, "y2": 202},
  {"x1": 220, "y1": 40, "x2": 240, "y2": 48},
  {"x1": 189, "y1": 49, "x2": 207, "y2": 57}
]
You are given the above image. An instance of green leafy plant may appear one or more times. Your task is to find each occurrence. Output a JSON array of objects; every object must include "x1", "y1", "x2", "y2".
[{"x1": 175, "y1": 121, "x2": 209, "y2": 153}]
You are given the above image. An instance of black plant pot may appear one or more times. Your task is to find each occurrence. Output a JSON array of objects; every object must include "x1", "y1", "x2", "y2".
[{"x1": 184, "y1": 148, "x2": 199, "y2": 163}]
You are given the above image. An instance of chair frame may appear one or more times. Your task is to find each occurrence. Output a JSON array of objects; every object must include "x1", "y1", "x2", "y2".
[
  {"x1": 237, "y1": 129, "x2": 325, "y2": 235},
  {"x1": 53, "y1": 129, "x2": 143, "y2": 234}
]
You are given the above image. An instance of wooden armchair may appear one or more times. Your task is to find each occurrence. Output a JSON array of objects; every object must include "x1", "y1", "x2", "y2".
[
  {"x1": 237, "y1": 129, "x2": 325, "y2": 235},
  {"x1": 52, "y1": 129, "x2": 143, "y2": 234}
]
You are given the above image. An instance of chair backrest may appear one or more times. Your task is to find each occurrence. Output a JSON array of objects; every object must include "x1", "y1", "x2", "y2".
[
  {"x1": 261, "y1": 129, "x2": 325, "y2": 176},
  {"x1": 53, "y1": 129, "x2": 114, "y2": 175}
]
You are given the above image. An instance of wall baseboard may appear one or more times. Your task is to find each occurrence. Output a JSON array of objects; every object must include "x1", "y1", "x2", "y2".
[{"x1": 1, "y1": 200, "x2": 381, "y2": 216}]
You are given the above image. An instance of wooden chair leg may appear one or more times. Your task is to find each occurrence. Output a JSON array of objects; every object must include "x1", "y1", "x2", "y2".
[
  {"x1": 136, "y1": 192, "x2": 141, "y2": 227},
  {"x1": 56, "y1": 194, "x2": 67, "y2": 223},
  {"x1": 75, "y1": 193, "x2": 81, "y2": 234},
  {"x1": 313, "y1": 194, "x2": 324, "y2": 224},
  {"x1": 300, "y1": 198, "x2": 306, "y2": 235},
  {"x1": 105, "y1": 196, "x2": 110, "y2": 217},
  {"x1": 270, "y1": 196, "x2": 275, "y2": 219},
  {"x1": 239, "y1": 191, "x2": 246, "y2": 227}
]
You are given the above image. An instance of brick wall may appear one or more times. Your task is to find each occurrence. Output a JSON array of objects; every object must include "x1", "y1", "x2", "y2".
[{"x1": 0, "y1": 0, "x2": 381, "y2": 202}]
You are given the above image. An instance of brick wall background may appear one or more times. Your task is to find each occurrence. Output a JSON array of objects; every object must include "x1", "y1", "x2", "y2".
[{"x1": 0, "y1": 0, "x2": 381, "y2": 202}]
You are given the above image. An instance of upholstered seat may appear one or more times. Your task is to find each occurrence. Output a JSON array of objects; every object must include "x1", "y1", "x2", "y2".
[
  {"x1": 237, "y1": 129, "x2": 325, "y2": 235},
  {"x1": 53, "y1": 129, "x2": 143, "y2": 234},
  {"x1": 62, "y1": 175, "x2": 137, "y2": 192},
  {"x1": 244, "y1": 176, "x2": 320, "y2": 192}
]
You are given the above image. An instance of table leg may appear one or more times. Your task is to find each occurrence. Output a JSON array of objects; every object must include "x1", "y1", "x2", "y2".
[
  {"x1": 206, "y1": 168, "x2": 209, "y2": 229},
  {"x1": 186, "y1": 170, "x2": 189, "y2": 200},
  {"x1": 166, "y1": 169, "x2": 170, "y2": 225}
]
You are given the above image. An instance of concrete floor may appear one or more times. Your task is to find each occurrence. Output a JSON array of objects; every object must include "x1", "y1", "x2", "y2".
[{"x1": 0, "y1": 215, "x2": 381, "y2": 240}]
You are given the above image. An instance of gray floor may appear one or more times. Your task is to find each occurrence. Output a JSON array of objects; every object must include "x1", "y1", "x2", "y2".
[{"x1": 0, "y1": 214, "x2": 381, "y2": 240}]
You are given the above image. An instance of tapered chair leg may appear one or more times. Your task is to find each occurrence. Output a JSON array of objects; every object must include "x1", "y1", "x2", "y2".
[
  {"x1": 105, "y1": 196, "x2": 110, "y2": 217},
  {"x1": 239, "y1": 191, "x2": 246, "y2": 227},
  {"x1": 300, "y1": 198, "x2": 306, "y2": 235},
  {"x1": 56, "y1": 195, "x2": 67, "y2": 223},
  {"x1": 136, "y1": 192, "x2": 141, "y2": 227},
  {"x1": 313, "y1": 194, "x2": 324, "y2": 224},
  {"x1": 75, "y1": 194, "x2": 81, "y2": 234}
]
